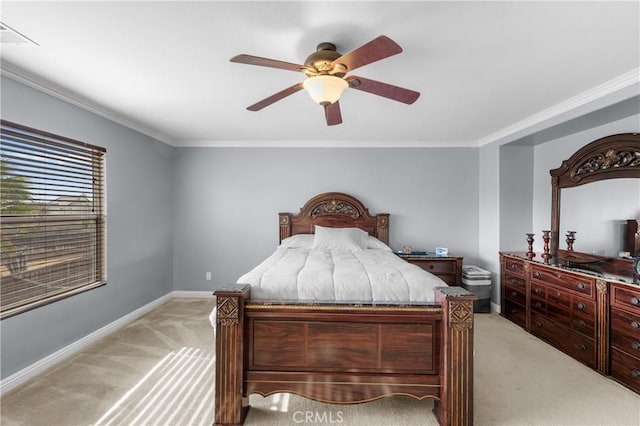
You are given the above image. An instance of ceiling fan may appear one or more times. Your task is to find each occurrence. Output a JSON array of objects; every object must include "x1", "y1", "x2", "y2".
[{"x1": 230, "y1": 35, "x2": 420, "y2": 126}]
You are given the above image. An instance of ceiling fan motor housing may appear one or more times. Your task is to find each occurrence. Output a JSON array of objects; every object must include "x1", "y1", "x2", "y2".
[{"x1": 303, "y1": 42, "x2": 346, "y2": 77}]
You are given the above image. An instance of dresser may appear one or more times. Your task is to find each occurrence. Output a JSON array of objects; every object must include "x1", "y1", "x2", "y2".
[
  {"x1": 500, "y1": 252, "x2": 639, "y2": 394},
  {"x1": 399, "y1": 255, "x2": 463, "y2": 286}
]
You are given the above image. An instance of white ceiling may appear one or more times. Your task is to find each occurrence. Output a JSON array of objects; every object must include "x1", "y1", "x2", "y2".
[{"x1": 1, "y1": 1, "x2": 639, "y2": 147}]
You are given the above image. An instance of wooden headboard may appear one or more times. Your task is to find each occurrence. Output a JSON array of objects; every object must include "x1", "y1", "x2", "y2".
[{"x1": 278, "y1": 192, "x2": 389, "y2": 245}]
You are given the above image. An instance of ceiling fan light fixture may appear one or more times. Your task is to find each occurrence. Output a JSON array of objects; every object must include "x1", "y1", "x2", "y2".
[{"x1": 302, "y1": 75, "x2": 348, "y2": 106}]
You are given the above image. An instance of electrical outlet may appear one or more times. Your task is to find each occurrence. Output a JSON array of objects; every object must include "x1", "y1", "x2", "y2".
[{"x1": 206, "y1": 272, "x2": 211, "y2": 280}]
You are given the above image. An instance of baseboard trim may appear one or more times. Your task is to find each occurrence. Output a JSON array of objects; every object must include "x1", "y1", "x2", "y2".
[
  {"x1": 492, "y1": 302, "x2": 501, "y2": 314},
  {"x1": 172, "y1": 290, "x2": 215, "y2": 298},
  {"x1": 0, "y1": 292, "x2": 174, "y2": 396}
]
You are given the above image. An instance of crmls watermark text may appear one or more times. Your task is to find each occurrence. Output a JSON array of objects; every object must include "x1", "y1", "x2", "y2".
[{"x1": 292, "y1": 410, "x2": 344, "y2": 424}]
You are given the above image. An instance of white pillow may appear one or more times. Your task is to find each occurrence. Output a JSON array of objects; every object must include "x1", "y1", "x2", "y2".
[
  {"x1": 279, "y1": 234, "x2": 314, "y2": 249},
  {"x1": 367, "y1": 236, "x2": 392, "y2": 251},
  {"x1": 312, "y1": 226, "x2": 368, "y2": 251}
]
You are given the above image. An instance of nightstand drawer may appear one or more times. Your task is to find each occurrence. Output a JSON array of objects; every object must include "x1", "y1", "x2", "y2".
[
  {"x1": 403, "y1": 256, "x2": 463, "y2": 286},
  {"x1": 408, "y1": 259, "x2": 455, "y2": 274}
]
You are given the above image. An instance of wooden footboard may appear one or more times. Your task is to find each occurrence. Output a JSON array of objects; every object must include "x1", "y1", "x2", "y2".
[{"x1": 213, "y1": 286, "x2": 475, "y2": 426}]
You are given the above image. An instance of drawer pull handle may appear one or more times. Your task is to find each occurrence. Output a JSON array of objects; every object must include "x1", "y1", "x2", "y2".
[
  {"x1": 551, "y1": 291, "x2": 561, "y2": 298},
  {"x1": 575, "y1": 320, "x2": 585, "y2": 328},
  {"x1": 535, "y1": 321, "x2": 543, "y2": 328},
  {"x1": 632, "y1": 297, "x2": 640, "y2": 306},
  {"x1": 579, "y1": 344, "x2": 587, "y2": 351},
  {"x1": 511, "y1": 279, "x2": 517, "y2": 285},
  {"x1": 632, "y1": 370, "x2": 640, "y2": 379},
  {"x1": 510, "y1": 264, "x2": 516, "y2": 270},
  {"x1": 534, "y1": 302, "x2": 542, "y2": 309},
  {"x1": 428, "y1": 265, "x2": 434, "y2": 269},
  {"x1": 511, "y1": 291, "x2": 518, "y2": 297},
  {"x1": 632, "y1": 342, "x2": 640, "y2": 351},
  {"x1": 534, "y1": 288, "x2": 542, "y2": 294},
  {"x1": 576, "y1": 303, "x2": 585, "y2": 310},
  {"x1": 534, "y1": 271, "x2": 541, "y2": 278},
  {"x1": 510, "y1": 309, "x2": 517, "y2": 314},
  {"x1": 632, "y1": 321, "x2": 640, "y2": 329},
  {"x1": 556, "y1": 274, "x2": 562, "y2": 279},
  {"x1": 577, "y1": 283, "x2": 586, "y2": 290}
]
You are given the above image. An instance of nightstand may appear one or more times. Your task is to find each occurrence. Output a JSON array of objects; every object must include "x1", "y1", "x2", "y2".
[{"x1": 398, "y1": 255, "x2": 463, "y2": 286}]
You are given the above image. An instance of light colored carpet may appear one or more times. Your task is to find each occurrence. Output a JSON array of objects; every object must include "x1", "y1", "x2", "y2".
[{"x1": 1, "y1": 298, "x2": 639, "y2": 426}]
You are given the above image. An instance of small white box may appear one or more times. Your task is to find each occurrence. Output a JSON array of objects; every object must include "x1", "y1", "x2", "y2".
[{"x1": 435, "y1": 247, "x2": 448, "y2": 257}]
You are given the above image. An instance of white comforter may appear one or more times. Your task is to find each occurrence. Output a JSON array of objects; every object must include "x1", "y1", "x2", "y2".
[{"x1": 237, "y1": 247, "x2": 447, "y2": 303}]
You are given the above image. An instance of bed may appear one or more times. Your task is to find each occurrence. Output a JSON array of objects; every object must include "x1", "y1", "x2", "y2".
[{"x1": 213, "y1": 192, "x2": 476, "y2": 426}]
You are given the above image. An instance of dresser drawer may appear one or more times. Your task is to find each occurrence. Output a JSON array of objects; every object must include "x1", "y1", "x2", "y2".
[
  {"x1": 504, "y1": 284, "x2": 526, "y2": 305},
  {"x1": 503, "y1": 273, "x2": 526, "y2": 289},
  {"x1": 611, "y1": 285, "x2": 640, "y2": 315},
  {"x1": 503, "y1": 258, "x2": 525, "y2": 278},
  {"x1": 531, "y1": 313, "x2": 570, "y2": 350},
  {"x1": 503, "y1": 299, "x2": 526, "y2": 328},
  {"x1": 611, "y1": 348, "x2": 640, "y2": 393},
  {"x1": 531, "y1": 265, "x2": 594, "y2": 298},
  {"x1": 570, "y1": 298, "x2": 596, "y2": 338},
  {"x1": 611, "y1": 309, "x2": 640, "y2": 355},
  {"x1": 545, "y1": 287, "x2": 571, "y2": 325},
  {"x1": 531, "y1": 313, "x2": 596, "y2": 368}
]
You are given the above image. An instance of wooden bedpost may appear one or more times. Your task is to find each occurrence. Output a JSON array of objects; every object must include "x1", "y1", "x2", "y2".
[
  {"x1": 213, "y1": 284, "x2": 251, "y2": 426},
  {"x1": 434, "y1": 286, "x2": 476, "y2": 426}
]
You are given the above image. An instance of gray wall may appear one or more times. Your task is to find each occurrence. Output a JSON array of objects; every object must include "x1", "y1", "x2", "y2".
[
  {"x1": 173, "y1": 147, "x2": 480, "y2": 291},
  {"x1": 1, "y1": 77, "x2": 174, "y2": 379},
  {"x1": 478, "y1": 143, "x2": 501, "y2": 305},
  {"x1": 499, "y1": 145, "x2": 534, "y2": 252},
  {"x1": 531, "y1": 114, "x2": 640, "y2": 254}
]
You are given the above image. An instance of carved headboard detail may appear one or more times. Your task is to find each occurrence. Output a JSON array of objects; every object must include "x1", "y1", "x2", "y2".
[{"x1": 279, "y1": 192, "x2": 389, "y2": 245}]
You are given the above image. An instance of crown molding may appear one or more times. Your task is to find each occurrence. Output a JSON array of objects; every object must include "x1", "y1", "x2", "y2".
[
  {"x1": 172, "y1": 139, "x2": 479, "y2": 148},
  {"x1": 1, "y1": 62, "x2": 176, "y2": 146},
  {"x1": 478, "y1": 68, "x2": 640, "y2": 147}
]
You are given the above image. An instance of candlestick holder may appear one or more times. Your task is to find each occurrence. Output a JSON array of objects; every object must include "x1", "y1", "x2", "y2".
[
  {"x1": 526, "y1": 233, "x2": 535, "y2": 258},
  {"x1": 565, "y1": 231, "x2": 576, "y2": 251},
  {"x1": 541, "y1": 230, "x2": 551, "y2": 263}
]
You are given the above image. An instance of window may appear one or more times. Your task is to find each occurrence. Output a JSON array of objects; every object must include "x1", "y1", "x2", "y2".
[{"x1": 1, "y1": 121, "x2": 106, "y2": 319}]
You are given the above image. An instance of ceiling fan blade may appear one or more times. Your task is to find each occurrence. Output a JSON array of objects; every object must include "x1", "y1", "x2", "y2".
[
  {"x1": 347, "y1": 76, "x2": 420, "y2": 104},
  {"x1": 324, "y1": 102, "x2": 343, "y2": 126},
  {"x1": 247, "y1": 83, "x2": 304, "y2": 111},
  {"x1": 331, "y1": 35, "x2": 403, "y2": 73},
  {"x1": 230, "y1": 54, "x2": 304, "y2": 72}
]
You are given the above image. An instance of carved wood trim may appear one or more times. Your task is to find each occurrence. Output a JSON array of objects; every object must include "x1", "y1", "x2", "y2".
[
  {"x1": 550, "y1": 133, "x2": 640, "y2": 188},
  {"x1": 214, "y1": 285, "x2": 250, "y2": 426},
  {"x1": 437, "y1": 289, "x2": 475, "y2": 426},
  {"x1": 217, "y1": 296, "x2": 240, "y2": 326},
  {"x1": 596, "y1": 279, "x2": 610, "y2": 374}
]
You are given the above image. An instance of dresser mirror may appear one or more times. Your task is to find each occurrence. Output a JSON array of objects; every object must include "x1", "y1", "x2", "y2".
[
  {"x1": 550, "y1": 133, "x2": 640, "y2": 272},
  {"x1": 559, "y1": 178, "x2": 639, "y2": 257}
]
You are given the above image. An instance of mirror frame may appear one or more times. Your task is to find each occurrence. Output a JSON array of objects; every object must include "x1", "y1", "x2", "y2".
[{"x1": 550, "y1": 133, "x2": 640, "y2": 256}]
